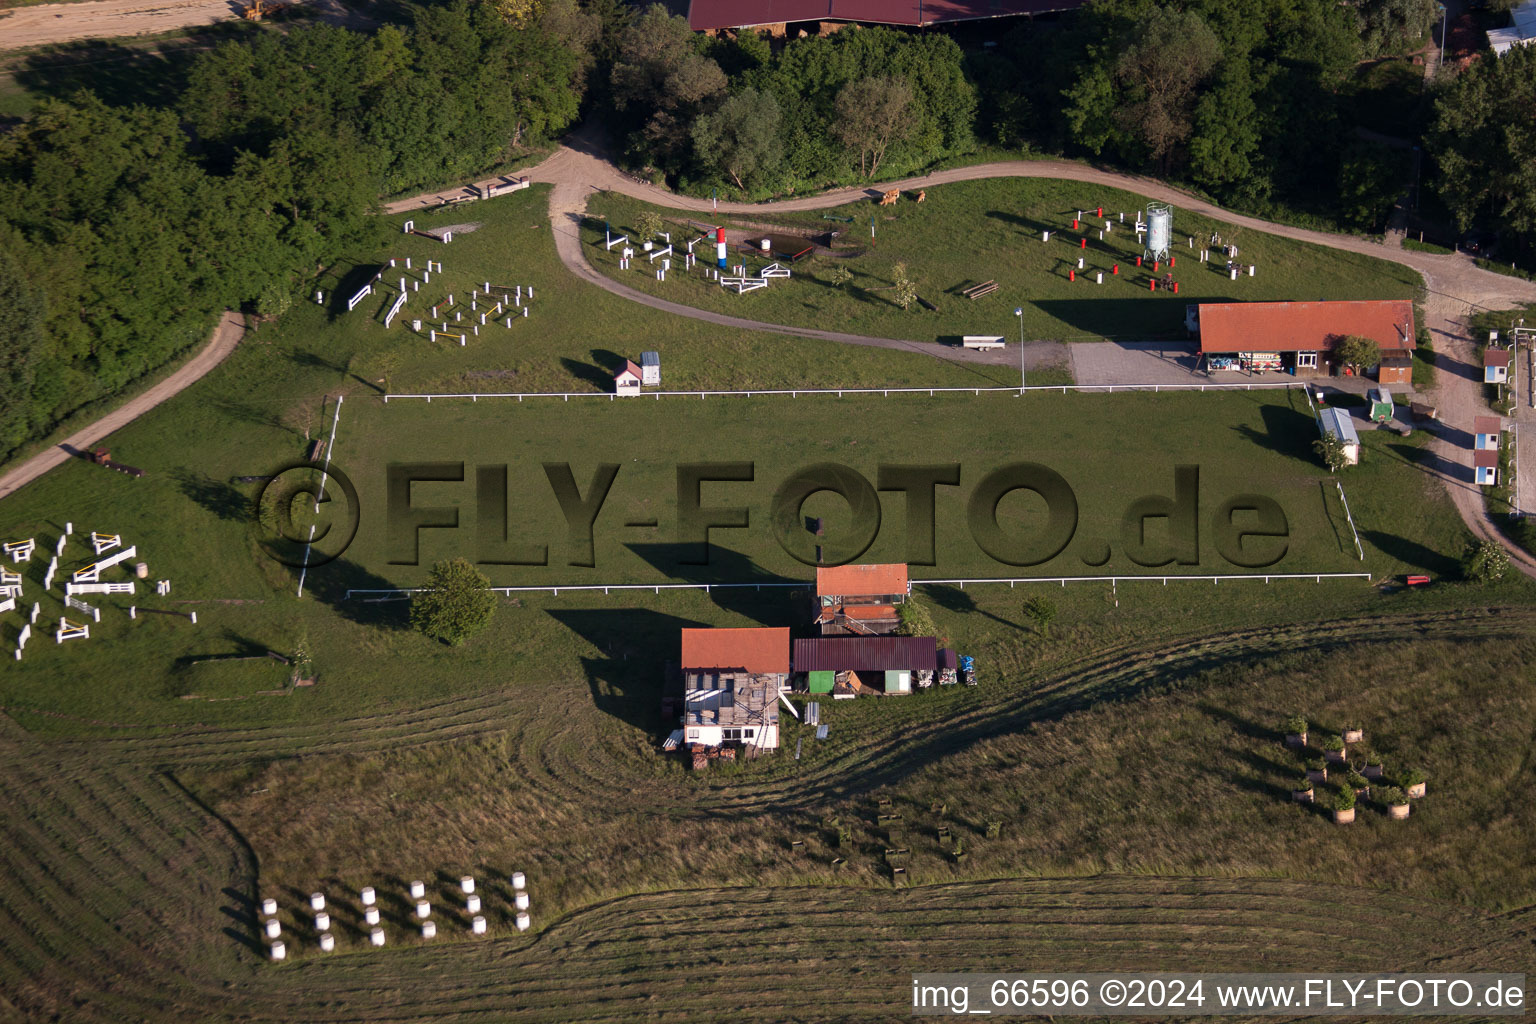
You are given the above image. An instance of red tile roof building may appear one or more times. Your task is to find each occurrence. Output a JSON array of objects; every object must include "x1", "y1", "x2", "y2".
[
  {"x1": 688, "y1": 0, "x2": 1083, "y2": 31},
  {"x1": 1196, "y1": 300, "x2": 1415, "y2": 356},
  {"x1": 815, "y1": 563, "x2": 909, "y2": 636},
  {"x1": 680, "y1": 627, "x2": 791, "y2": 675}
]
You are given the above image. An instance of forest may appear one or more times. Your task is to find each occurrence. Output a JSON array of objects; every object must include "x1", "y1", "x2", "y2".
[{"x1": 0, "y1": 0, "x2": 1532, "y2": 463}]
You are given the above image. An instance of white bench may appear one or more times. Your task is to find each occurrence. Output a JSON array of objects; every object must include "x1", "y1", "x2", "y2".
[{"x1": 962, "y1": 335, "x2": 1006, "y2": 351}]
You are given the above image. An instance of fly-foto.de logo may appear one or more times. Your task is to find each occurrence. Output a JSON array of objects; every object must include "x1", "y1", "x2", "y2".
[{"x1": 363, "y1": 461, "x2": 1290, "y2": 571}]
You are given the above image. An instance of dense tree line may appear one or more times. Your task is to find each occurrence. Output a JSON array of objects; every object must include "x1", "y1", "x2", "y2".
[
  {"x1": 609, "y1": 7, "x2": 976, "y2": 194},
  {"x1": 1429, "y1": 44, "x2": 1536, "y2": 242},
  {"x1": 0, "y1": 2, "x2": 588, "y2": 461}
]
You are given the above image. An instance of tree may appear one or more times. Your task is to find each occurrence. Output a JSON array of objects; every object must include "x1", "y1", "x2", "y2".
[
  {"x1": 610, "y1": 5, "x2": 725, "y2": 167},
  {"x1": 1462, "y1": 539, "x2": 1510, "y2": 583},
  {"x1": 1431, "y1": 46, "x2": 1536, "y2": 237},
  {"x1": 891, "y1": 262, "x2": 917, "y2": 310},
  {"x1": 1021, "y1": 595, "x2": 1056, "y2": 638},
  {"x1": 691, "y1": 88, "x2": 784, "y2": 190},
  {"x1": 1313, "y1": 433, "x2": 1350, "y2": 473},
  {"x1": 896, "y1": 596, "x2": 937, "y2": 637},
  {"x1": 1336, "y1": 334, "x2": 1381, "y2": 374},
  {"x1": 411, "y1": 558, "x2": 497, "y2": 645},
  {"x1": 1112, "y1": 8, "x2": 1223, "y2": 170},
  {"x1": 1357, "y1": 0, "x2": 1437, "y2": 57},
  {"x1": 635, "y1": 210, "x2": 663, "y2": 243},
  {"x1": 832, "y1": 76, "x2": 914, "y2": 178},
  {"x1": 828, "y1": 265, "x2": 853, "y2": 289}
]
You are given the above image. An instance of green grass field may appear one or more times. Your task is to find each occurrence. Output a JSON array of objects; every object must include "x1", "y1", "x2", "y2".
[
  {"x1": 4, "y1": 170, "x2": 1536, "y2": 1020},
  {"x1": 580, "y1": 179, "x2": 1421, "y2": 344}
]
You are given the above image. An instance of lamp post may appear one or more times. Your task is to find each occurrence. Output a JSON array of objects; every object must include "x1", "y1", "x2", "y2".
[
  {"x1": 1438, "y1": 3, "x2": 1447, "y2": 68},
  {"x1": 1015, "y1": 307, "x2": 1026, "y2": 393}
]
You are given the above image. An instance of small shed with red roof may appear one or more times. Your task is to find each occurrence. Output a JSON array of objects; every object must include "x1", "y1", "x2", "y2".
[
  {"x1": 1474, "y1": 416, "x2": 1502, "y2": 451},
  {"x1": 1474, "y1": 448, "x2": 1500, "y2": 486},
  {"x1": 614, "y1": 360, "x2": 642, "y2": 396},
  {"x1": 1484, "y1": 348, "x2": 1510, "y2": 384},
  {"x1": 815, "y1": 563, "x2": 909, "y2": 635}
]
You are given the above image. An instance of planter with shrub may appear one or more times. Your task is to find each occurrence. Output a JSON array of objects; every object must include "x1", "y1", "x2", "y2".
[
  {"x1": 1345, "y1": 771, "x2": 1370, "y2": 796},
  {"x1": 1343, "y1": 727, "x2": 1363, "y2": 744},
  {"x1": 1305, "y1": 758, "x2": 1329, "y2": 784},
  {"x1": 1292, "y1": 779, "x2": 1315, "y2": 803},
  {"x1": 1399, "y1": 768, "x2": 1428, "y2": 799},
  {"x1": 1331, "y1": 787, "x2": 1357, "y2": 824},
  {"x1": 1283, "y1": 716, "x2": 1308, "y2": 748},
  {"x1": 1320, "y1": 733, "x2": 1347, "y2": 763},
  {"x1": 1381, "y1": 786, "x2": 1411, "y2": 819}
]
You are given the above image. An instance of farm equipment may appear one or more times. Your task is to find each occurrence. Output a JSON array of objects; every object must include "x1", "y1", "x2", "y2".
[
  {"x1": 241, "y1": 0, "x2": 292, "y2": 18},
  {"x1": 87, "y1": 448, "x2": 145, "y2": 479},
  {"x1": 959, "y1": 654, "x2": 976, "y2": 686}
]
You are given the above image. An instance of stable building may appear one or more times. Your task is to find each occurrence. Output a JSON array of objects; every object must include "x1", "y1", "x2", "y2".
[
  {"x1": 1192, "y1": 299, "x2": 1415, "y2": 378},
  {"x1": 687, "y1": 0, "x2": 1086, "y2": 34},
  {"x1": 792, "y1": 636, "x2": 941, "y2": 697},
  {"x1": 815, "y1": 563, "x2": 909, "y2": 635},
  {"x1": 678, "y1": 627, "x2": 790, "y2": 751}
]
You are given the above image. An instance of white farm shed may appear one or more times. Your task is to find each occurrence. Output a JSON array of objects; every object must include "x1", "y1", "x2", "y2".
[
  {"x1": 1318, "y1": 407, "x2": 1360, "y2": 466},
  {"x1": 640, "y1": 350, "x2": 661, "y2": 386}
]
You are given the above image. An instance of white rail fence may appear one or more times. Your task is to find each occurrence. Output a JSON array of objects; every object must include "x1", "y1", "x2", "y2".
[
  {"x1": 346, "y1": 571, "x2": 1371, "y2": 600},
  {"x1": 383, "y1": 381, "x2": 1312, "y2": 403}
]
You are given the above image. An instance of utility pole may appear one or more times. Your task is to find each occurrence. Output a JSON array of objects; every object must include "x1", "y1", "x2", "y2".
[
  {"x1": 1438, "y1": 3, "x2": 1447, "y2": 68},
  {"x1": 1015, "y1": 307, "x2": 1026, "y2": 393}
]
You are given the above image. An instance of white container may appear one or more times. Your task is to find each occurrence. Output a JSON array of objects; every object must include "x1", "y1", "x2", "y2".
[
  {"x1": 314, "y1": 912, "x2": 330, "y2": 932},
  {"x1": 309, "y1": 893, "x2": 326, "y2": 912},
  {"x1": 360, "y1": 886, "x2": 376, "y2": 906},
  {"x1": 364, "y1": 907, "x2": 380, "y2": 926},
  {"x1": 460, "y1": 876, "x2": 475, "y2": 894},
  {"x1": 370, "y1": 928, "x2": 386, "y2": 947},
  {"x1": 466, "y1": 894, "x2": 481, "y2": 914},
  {"x1": 270, "y1": 941, "x2": 286, "y2": 961},
  {"x1": 421, "y1": 920, "x2": 437, "y2": 939},
  {"x1": 514, "y1": 892, "x2": 530, "y2": 911},
  {"x1": 471, "y1": 915, "x2": 487, "y2": 935},
  {"x1": 516, "y1": 912, "x2": 530, "y2": 932},
  {"x1": 409, "y1": 880, "x2": 425, "y2": 900},
  {"x1": 261, "y1": 898, "x2": 277, "y2": 917},
  {"x1": 760, "y1": 238, "x2": 771, "y2": 251},
  {"x1": 265, "y1": 917, "x2": 281, "y2": 938},
  {"x1": 319, "y1": 932, "x2": 335, "y2": 952},
  {"x1": 511, "y1": 872, "x2": 526, "y2": 890},
  {"x1": 415, "y1": 901, "x2": 431, "y2": 919}
]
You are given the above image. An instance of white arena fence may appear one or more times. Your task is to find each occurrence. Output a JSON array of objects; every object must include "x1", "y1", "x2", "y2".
[
  {"x1": 346, "y1": 572, "x2": 1371, "y2": 600},
  {"x1": 382, "y1": 381, "x2": 1311, "y2": 403}
]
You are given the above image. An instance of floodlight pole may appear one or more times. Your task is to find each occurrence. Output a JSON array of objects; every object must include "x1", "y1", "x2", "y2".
[
  {"x1": 1015, "y1": 307, "x2": 1026, "y2": 394},
  {"x1": 1438, "y1": 3, "x2": 1447, "y2": 68}
]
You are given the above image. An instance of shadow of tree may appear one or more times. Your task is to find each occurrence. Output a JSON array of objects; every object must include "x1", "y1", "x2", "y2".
[{"x1": 176, "y1": 468, "x2": 253, "y2": 523}]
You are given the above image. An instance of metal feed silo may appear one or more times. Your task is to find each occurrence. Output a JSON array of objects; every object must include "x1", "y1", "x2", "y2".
[{"x1": 1145, "y1": 202, "x2": 1173, "y2": 261}]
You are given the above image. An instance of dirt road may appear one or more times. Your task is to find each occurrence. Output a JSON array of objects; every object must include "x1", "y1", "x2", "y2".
[
  {"x1": 0, "y1": 0, "x2": 358, "y2": 53},
  {"x1": 0, "y1": 310, "x2": 245, "y2": 502}
]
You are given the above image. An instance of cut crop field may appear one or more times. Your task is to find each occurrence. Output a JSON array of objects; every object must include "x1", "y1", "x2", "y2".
[
  {"x1": 2, "y1": 610, "x2": 1533, "y2": 1021},
  {"x1": 580, "y1": 178, "x2": 1421, "y2": 345}
]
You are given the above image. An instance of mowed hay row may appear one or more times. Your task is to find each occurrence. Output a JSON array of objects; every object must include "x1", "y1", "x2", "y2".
[
  {"x1": 0, "y1": 760, "x2": 258, "y2": 1022},
  {"x1": 230, "y1": 878, "x2": 1508, "y2": 1024}
]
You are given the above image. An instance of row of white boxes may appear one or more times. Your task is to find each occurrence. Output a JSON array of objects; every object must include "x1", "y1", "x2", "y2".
[{"x1": 263, "y1": 873, "x2": 530, "y2": 960}]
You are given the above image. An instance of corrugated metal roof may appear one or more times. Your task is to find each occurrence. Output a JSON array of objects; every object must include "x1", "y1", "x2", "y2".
[
  {"x1": 681, "y1": 627, "x2": 790, "y2": 674},
  {"x1": 1318, "y1": 407, "x2": 1359, "y2": 446},
  {"x1": 816, "y1": 563, "x2": 908, "y2": 597},
  {"x1": 687, "y1": 0, "x2": 1083, "y2": 29},
  {"x1": 1197, "y1": 300, "x2": 1414, "y2": 355},
  {"x1": 793, "y1": 636, "x2": 936, "y2": 672},
  {"x1": 641, "y1": 351, "x2": 660, "y2": 366},
  {"x1": 938, "y1": 647, "x2": 957, "y2": 669}
]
